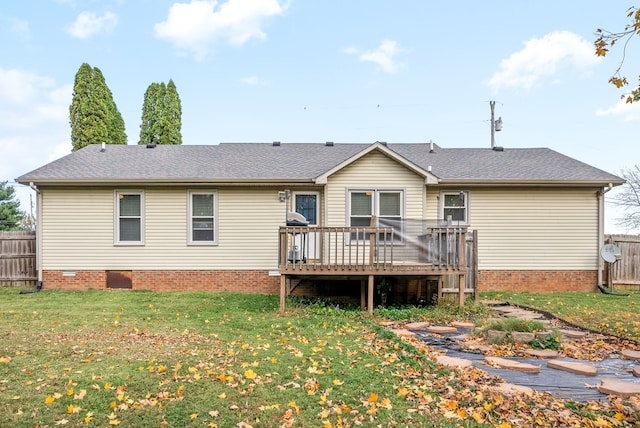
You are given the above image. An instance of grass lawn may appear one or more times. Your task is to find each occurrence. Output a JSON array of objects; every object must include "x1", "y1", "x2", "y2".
[
  {"x1": 0, "y1": 288, "x2": 638, "y2": 427},
  {"x1": 480, "y1": 291, "x2": 640, "y2": 342}
]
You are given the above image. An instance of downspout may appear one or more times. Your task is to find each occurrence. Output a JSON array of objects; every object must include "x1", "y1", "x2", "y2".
[
  {"x1": 30, "y1": 182, "x2": 43, "y2": 286},
  {"x1": 597, "y1": 183, "x2": 614, "y2": 286}
]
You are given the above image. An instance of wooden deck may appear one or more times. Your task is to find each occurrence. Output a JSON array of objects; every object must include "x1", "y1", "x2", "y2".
[{"x1": 278, "y1": 225, "x2": 475, "y2": 313}]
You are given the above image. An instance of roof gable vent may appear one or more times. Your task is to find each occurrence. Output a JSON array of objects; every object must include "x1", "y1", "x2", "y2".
[
  {"x1": 146, "y1": 143, "x2": 157, "y2": 149},
  {"x1": 272, "y1": 141, "x2": 281, "y2": 146},
  {"x1": 325, "y1": 141, "x2": 334, "y2": 147}
]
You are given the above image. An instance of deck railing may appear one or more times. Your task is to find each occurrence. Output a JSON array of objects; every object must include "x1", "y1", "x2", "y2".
[{"x1": 278, "y1": 225, "x2": 467, "y2": 273}]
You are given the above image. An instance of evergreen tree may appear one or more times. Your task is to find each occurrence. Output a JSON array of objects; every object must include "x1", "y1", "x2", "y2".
[
  {"x1": 95, "y1": 68, "x2": 127, "y2": 146},
  {"x1": 139, "y1": 82, "x2": 164, "y2": 145},
  {"x1": 164, "y1": 79, "x2": 182, "y2": 145},
  {"x1": 0, "y1": 182, "x2": 24, "y2": 231},
  {"x1": 69, "y1": 63, "x2": 127, "y2": 151},
  {"x1": 139, "y1": 79, "x2": 182, "y2": 145}
]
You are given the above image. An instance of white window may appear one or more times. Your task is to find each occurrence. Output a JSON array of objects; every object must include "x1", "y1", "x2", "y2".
[
  {"x1": 348, "y1": 190, "x2": 403, "y2": 241},
  {"x1": 441, "y1": 191, "x2": 469, "y2": 224},
  {"x1": 189, "y1": 191, "x2": 217, "y2": 244},
  {"x1": 115, "y1": 191, "x2": 144, "y2": 245}
]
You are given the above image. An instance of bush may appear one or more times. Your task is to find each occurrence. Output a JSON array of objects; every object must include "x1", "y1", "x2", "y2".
[{"x1": 484, "y1": 318, "x2": 545, "y2": 333}]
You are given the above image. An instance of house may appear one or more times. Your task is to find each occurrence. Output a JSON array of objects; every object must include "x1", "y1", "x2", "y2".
[{"x1": 17, "y1": 142, "x2": 624, "y2": 309}]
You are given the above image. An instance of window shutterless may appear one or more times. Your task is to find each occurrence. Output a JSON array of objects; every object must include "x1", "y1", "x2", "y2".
[
  {"x1": 115, "y1": 191, "x2": 144, "y2": 245},
  {"x1": 189, "y1": 191, "x2": 217, "y2": 244}
]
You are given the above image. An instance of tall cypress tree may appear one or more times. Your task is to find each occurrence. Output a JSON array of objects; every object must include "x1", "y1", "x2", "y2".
[
  {"x1": 164, "y1": 79, "x2": 182, "y2": 145},
  {"x1": 69, "y1": 63, "x2": 127, "y2": 151},
  {"x1": 139, "y1": 82, "x2": 163, "y2": 145},
  {"x1": 139, "y1": 79, "x2": 182, "y2": 145},
  {"x1": 95, "y1": 67, "x2": 127, "y2": 146}
]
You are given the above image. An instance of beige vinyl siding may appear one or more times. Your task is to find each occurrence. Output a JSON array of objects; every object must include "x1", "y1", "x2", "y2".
[
  {"x1": 427, "y1": 187, "x2": 599, "y2": 270},
  {"x1": 41, "y1": 186, "x2": 296, "y2": 271},
  {"x1": 326, "y1": 151, "x2": 426, "y2": 226}
]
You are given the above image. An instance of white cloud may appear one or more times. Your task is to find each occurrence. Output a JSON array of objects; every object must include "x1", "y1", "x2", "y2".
[
  {"x1": 154, "y1": 0, "x2": 289, "y2": 60},
  {"x1": 0, "y1": 68, "x2": 55, "y2": 105},
  {"x1": 487, "y1": 31, "x2": 601, "y2": 91},
  {"x1": 345, "y1": 39, "x2": 406, "y2": 74},
  {"x1": 67, "y1": 11, "x2": 118, "y2": 39},
  {"x1": 0, "y1": 68, "x2": 70, "y2": 191},
  {"x1": 4, "y1": 16, "x2": 31, "y2": 41},
  {"x1": 596, "y1": 97, "x2": 640, "y2": 121},
  {"x1": 240, "y1": 75, "x2": 259, "y2": 85}
]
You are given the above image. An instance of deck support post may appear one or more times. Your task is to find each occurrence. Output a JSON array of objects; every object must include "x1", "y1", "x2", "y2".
[
  {"x1": 367, "y1": 275, "x2": 374, "y2": 315},
  {"x1": 279, "y1": 275, "x2": 286, "y2": 314},
  {"x1": 458, "y1": 274, "x2": 466, "y2": 306},
  {"x1": 360, "y1": 279, "x2": 366, "y2": 311}
]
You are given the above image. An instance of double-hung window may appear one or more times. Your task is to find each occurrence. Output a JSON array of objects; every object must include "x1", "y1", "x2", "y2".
[
  {"x1": 348, "y1": 190, "x2": 403, "y2": 242},
  {"x1": 116, "y1": 191, "x2": 144, "y2": 244},
  {"x1": 189, "y1": 191, "x2": 216, "y2": 244},
  {"x1": 441, "y1": 191, "x2": 468, "y2": 224}
]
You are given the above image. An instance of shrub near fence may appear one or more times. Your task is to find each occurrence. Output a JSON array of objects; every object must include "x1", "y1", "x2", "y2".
[{"x1": 0, "y1": 231, "x2": 36, "y2": 286}]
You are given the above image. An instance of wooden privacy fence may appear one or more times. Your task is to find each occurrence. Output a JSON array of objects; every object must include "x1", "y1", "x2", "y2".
[
  {"x1": 605, "y1": 234, "x2": 640, "y2": 288},
  {"x1": 0, "y1": 231, "x2": 37, "y2": 286}
]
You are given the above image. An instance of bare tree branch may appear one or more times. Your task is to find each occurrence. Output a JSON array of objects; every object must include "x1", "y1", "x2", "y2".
[{"x1": 608, "y1": 165, "x2": 640, "y2": 230}]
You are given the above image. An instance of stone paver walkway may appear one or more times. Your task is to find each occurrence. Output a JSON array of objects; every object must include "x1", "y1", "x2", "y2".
[
  {"x1": 383, "y1": 302, "x2": 640, "y2": 399},
  {"x1": 485, "y1": 356, "x2": 541, "y2": 373},
  {"x1": 547, "y1": 359, "x2": 597, "y2": 376}
]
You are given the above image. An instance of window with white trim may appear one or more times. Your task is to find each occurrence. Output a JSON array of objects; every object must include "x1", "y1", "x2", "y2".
[
  {"x1": 115, "y1": 191, "x2": 144, "y2": 244},
  {"x1": 348, "y1": 190, "x2": 404, "y2": 241},
  {"x1": 189, "y1": 191, "x2": 217, "y2": 244},
  {"x1": 441, "y1": 191, "x2": 468, "y2": 224}
]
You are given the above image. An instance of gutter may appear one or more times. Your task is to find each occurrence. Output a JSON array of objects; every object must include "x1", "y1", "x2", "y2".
[
  {"x1": 596, "y1": 183, "x2": 614, "y2": 286},
  {"x1": 434, "y1": 179, "x2": 626, "y2": 187},
  {"x1": 16, "y1": 178, "x2": 318, "y2": 187}
]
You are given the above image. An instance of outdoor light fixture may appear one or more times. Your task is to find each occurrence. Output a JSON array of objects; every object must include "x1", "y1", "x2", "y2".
[{"x1": 278, "y1": 190, "x2": 290, "y2": 202}]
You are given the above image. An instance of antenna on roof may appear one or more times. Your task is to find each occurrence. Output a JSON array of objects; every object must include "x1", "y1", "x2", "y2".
[{"x1": 490, "y1": 101, "x2": 503, "y2": 148}]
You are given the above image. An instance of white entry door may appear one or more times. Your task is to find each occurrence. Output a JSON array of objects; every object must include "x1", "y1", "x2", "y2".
[{"x1": 293, "y1": 192, "x2": 319, "y2": 259}]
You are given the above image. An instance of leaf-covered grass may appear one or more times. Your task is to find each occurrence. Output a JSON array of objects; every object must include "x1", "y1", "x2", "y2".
[
  {"x1": 481, "y1": 291, "x2": 640, "y2": 341},
  {"x1": 0, "y1": 289, "x2": 486, "y2": 427},
  {"x1": 0, "y1": 288, "x2": 638, "y2": 427}
]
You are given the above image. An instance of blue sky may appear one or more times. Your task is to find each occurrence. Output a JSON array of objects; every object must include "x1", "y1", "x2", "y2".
[{"x1": 1, "y1": 0, "x2": 639, "y2": 232}]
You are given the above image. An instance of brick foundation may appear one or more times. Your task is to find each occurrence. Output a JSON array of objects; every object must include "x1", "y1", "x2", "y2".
[
  {"x1": 42, "y1": 269, "x2": 599, "y2": 295},
  {"x1": 478, "y1": 270, "x2": 598, "y2": 293},
  {"x1": 43, "y1": 270, "x2": 280, "y2": 294}
]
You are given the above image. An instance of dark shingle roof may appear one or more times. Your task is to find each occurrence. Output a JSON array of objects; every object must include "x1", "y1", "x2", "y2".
[{"x1": 17, "y1": 142, "x2": 623, "y2": 185}]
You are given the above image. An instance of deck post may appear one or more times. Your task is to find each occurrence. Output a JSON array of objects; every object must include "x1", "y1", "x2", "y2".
[
  {"x1": 458, "y1": 274, "x2": 466, "y2": 306},
  {"x1": 279, "y1": 274, "x2": 286, "y2": 314},
  {"x1": 472, "y1": 230, "x2": 479, "y2": 302},
  {"x1": 360, "y1": 278, "x2": 366, "y2": 311},
  {"x1": 367, "y1": 275, "x2": 374, "y2": 315},
  {"x1": 458, "y1": 229, "x2": 466, "y2": 307}
]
